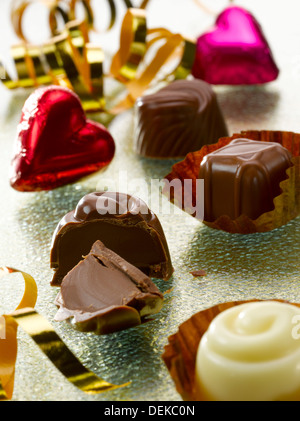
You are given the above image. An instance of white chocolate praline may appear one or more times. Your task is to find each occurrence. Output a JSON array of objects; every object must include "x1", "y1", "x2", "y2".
[{"x1": 195, "y1": 301, "x2": 300, "y2": 401}]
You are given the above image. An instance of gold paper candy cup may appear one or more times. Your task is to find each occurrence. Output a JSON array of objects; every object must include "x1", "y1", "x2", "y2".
[
  {"x1": 161, "y1": 299, "x2": 300, "y2": 401},
  {"x1": 164, "y1": 130, "x2": 300, "y2": 234}
]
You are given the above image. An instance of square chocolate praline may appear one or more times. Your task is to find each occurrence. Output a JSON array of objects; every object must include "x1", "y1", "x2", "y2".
[{"x1": 199, "y1": 138, "x2": 293, "y2": 221}]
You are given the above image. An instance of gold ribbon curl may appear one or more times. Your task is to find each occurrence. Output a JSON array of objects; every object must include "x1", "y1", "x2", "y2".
[
  {"x1": 10, "y1": 0, "x2": 151, "y2": 40},
  {"x1": 11, "y1": 0, "x2": 70, "y2": 41},
  {"x1": 1, "y1": 1, "x2": 195, "y2": 114},
  {"x1": 0, "y1": 267, "x2": 128, "y2": 401},
  {"x1": 109, "y1": 8, "x2": 196, "y2": 115},
  {"x1": 68, "y1": 0, "x2": 152, "y2": 34},
  {"x1": 0, "y1": 17, "x2": 105, "y2": 112}
]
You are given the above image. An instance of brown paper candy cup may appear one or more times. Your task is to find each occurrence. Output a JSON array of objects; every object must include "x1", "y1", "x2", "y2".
[
  {"x1": 164, "y1": 130, "x2": 300, "y2": 234},
  {"x1": 161, "y1": 299, "x2": 300, "y2": 401}
]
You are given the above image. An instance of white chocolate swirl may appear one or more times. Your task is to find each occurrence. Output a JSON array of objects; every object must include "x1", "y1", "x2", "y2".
[{"x1": 196, "y1": 301, "x2": 300, "y2": 401}]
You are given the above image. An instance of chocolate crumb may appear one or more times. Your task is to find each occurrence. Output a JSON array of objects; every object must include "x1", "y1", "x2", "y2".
[{"x1": 190, "y1": 270, "x2": 207, "y2": 277}]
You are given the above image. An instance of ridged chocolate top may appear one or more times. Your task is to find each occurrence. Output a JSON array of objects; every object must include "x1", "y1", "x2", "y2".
[{"x1": 134, "y1": 79, "x2": 228, "y2": 158}]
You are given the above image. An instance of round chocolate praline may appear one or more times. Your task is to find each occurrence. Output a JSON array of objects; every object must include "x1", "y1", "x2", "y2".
[{"x1": 50, "y1": 192, "x2": 174, "y2": 286}]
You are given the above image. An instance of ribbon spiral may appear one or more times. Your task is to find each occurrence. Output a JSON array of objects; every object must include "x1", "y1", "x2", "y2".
[
  {"x1": 0, "y1": 267, "x2": 128, "y2": 401},
  {"x1": 1, "y1": 0, "x2": 196, "y2": 113}
]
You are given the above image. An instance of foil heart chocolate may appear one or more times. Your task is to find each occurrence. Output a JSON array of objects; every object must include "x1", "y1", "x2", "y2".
[
  {"x1": 192, "y1": 6, "x2": 279, "y2": 85},
  {"x1": 10, "y1": 86, "x2": 115, "y2": 191}
]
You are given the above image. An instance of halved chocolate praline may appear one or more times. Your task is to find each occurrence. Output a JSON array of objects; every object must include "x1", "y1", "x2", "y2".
[
  {"x1": 54, "y1": 240, "x2": 164, "y2": 334},
  {"x1": 50, "y1": 192, "x2": 173, "y2": 286}
]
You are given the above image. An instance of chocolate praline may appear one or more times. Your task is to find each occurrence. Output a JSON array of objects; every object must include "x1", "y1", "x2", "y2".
[
  {"x1": 50, "y1": 191, "x2": 173, "y2": 286},
  {"x1": 54, "y1": 240, "x2": 164, "y2": 334},
  {"x1": 199, "y1": 138, "x2": 293, "y2": 221},
  {"x1": 134, "y1": 79, "x2": 228, "y2": 158}
]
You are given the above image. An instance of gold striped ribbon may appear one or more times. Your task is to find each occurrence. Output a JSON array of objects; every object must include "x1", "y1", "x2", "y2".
[
  {"x1": 109, "y1": 10, "x2": 196, "y2": 114},
  {"x1": 0, "y1": 267, "x2": 128, "y2": 401},
  {"x1": 1, "y1": 0, "x2": 196, "y2": 114},
  {"x1": 1, "y1": 14, "x2": 105, "y2": 112},
  {"x1": 10, "y1": 0, "x2": 150, "y2": 41}
]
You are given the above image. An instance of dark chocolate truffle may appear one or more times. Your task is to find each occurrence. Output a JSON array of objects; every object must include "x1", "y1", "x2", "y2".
[
  {"x1": 134, "y1": 79, "x2": 228, "y2": 158},
  {"x1": 50, "y1": 191, "x2": 173, "y2": 286},
  {"x1": 199, "y1": 138, "x2": 293, "y2": 221},
  {"x1": 54, "y1": 240, "x2": 164, "y2": 334}
]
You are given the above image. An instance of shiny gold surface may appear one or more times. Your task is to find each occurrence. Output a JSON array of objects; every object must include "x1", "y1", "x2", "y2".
[{"x1": 0, "y1": 0, "x2": 300, "y2": 401}]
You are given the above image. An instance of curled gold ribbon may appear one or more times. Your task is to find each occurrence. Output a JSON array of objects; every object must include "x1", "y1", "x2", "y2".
[
  {"x1": 11, "y1": 0, "x2": 151, "y2": 40},
  {"x1": 68, "y1": 0, "x2": 95, "y2": 31},
  {"x1": 0, "y1": 267, "x2": 129, "y2": 401},
  {"x1": 0, "y1": 18, "x2": 105, "y2": 112},
  {"x1": 53, "y1": 19, "x2": 106, "y2": 111},
  {"x1": 0, "y1": 267, "x2": 37, "y2": 400},
  {"x1": 2, "y1": 1, "x2": 195, "y2": 115},
  {"x1": 11, "y1": 0, "x2": 70, "y2": 41},
  {"x1": 110, "y1": 8, "x2": 147, "y2": 84},
  {"x1": 109, "y1": 9, "x2": 196, "y2": 114}
]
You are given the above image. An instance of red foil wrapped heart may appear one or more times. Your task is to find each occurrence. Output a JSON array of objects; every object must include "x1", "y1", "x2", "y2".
[
  {"x1": 10, "y1": 86, "x2": 115, "y2": 191},
  {"x1": 192, "y1": 6, "x2": 279, "y2": 85}
]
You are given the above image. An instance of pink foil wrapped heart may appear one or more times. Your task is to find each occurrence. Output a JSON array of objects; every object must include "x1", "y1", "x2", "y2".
[
  {"x1": 192, "y1": 6, "x2": 279, "y2": 85},
  {"x1": 10, "y1": 86, "x2": 115, "y2": 191}
]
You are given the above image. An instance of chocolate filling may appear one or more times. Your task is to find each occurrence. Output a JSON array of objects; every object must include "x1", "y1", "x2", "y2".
[
  {"x1": 54, "y1": 240, "x2": 164, "y2": 334},
  {"x1": 50, "y1": 192, "x2": 173, "y2": 286}
]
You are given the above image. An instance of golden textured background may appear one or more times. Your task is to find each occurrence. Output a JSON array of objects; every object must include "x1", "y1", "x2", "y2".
[{"x1": 0, "y1": 0, "x2": 299, "y2": 401}]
